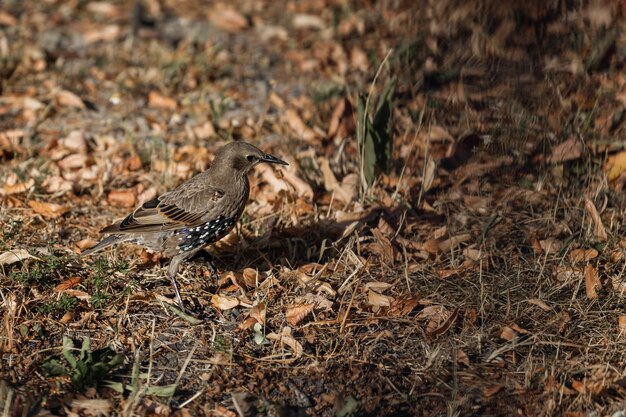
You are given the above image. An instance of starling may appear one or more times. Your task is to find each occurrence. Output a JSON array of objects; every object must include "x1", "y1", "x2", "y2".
[{"x1": 82, "y1": 141, "x2": 288, "y2": 310}]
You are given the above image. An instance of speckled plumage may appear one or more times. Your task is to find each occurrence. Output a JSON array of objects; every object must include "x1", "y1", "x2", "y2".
[{"x1": 82, "y1": 141, "x2": 288, "y2": 310}]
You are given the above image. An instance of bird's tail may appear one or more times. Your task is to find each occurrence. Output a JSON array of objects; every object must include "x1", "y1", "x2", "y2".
[{"x1": 80, "y1": 234, "x2": 126, "y2": 257}]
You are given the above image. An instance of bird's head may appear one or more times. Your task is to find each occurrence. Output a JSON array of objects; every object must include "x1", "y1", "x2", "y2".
[{"x1": 213, "y1": 141, "x2": 288, "y2": 174}]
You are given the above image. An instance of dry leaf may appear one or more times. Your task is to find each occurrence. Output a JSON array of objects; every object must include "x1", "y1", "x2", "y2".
[
  {"x1": 526, "y1": 298, "x2": 551, "y2": 311},
  {"x1": 1, "y1": 178, "x2": 34, "y2": 195},
  {"x1": 428, "y1": 306, "x2": 459, "y2": 337},
  {"x1": 28, "y1": 200, "x2": 68, "y2": 218},
  {"x1": 292, "y1": 14, "x2": 325, "y2": 30},
  {"x1": 211, "y1": 294, "x2": 241, "y2": 310},
  {"x1": 107, "y1": 189, "x2": 137, "y2": 207},
  {"x1": 500, "y1": 326, "x2": 518, "y2": 341},
  {"x1": 367, "y1": 290, "x2": 393, "y2": 308},
  {"x1": 192, "y1": 121, "x2": 216, "y2": 140},
  {"x1": 285, "y1": 303, "x2": 315, "y2": 326},
  {"x1": 0, "y1": 249, "x2": 41, "y2": 265},
  {"x1": 456, "y1": 349, "x2": 470, "y2": 366},
  {"x1": 148, "y1": 91, "x2": 177, "y2": 110},
  {"x1": 388, "y1": 294, "x2": 420, "y2": 317},
  {"x1": 605, "y1": 151, "x2": 626, "y2": 181},
  {"x1": 210, "y1": 7, "x2": 248, "y2": 32},
  {"x1": 319, "y1": 157, "x2": 354, "y2": 204},
  {"x1": 54, "y1": 277, "x2": 82, "y2": 291},
  {"x1": 249, "y1": 303, "x2": 266, "y2": 324},
  {"x1": 76, "y1": 238, "x2": 98, "y2": 250},
  {"x1": 281, "y1": 168, "x2": 314, "y2": 200},
  {"x1": 364, "y1": 282, "x2": 393, "y2": 293},
  {"x1": 266, "y1": 327, "x2": 303, "y2": 358},
  {"x1": 58, "y1": 154, "x2": 87, "y2": 170},
  {"x1": 438, "y1": 233, "x2": 471, "y2": 252},
  {"x1": 285, "y1": 108, "x2": 316, "y2": 142},
  {"x1": 619, "y1": 315, "x2": 626, "y2": 333},
  {"x1": 55, "y1": 90, "x2": 86, "y2": 109},
  {"x1": 422, "y1": 157, "x2": 436, "y2": 192},
  {"x1": 584, "y1": 264, "x2": 600, "y2": 299},
  {"x1": 584, "y1": 198, "x2": 608, "y2": 241},
  {"x1": 548, "y1": 137, "x2": 583, "y2": 163},
  {"x1": 83, "y1": 25, "x2": 120, "y2": 44},
  {"x1": 483, "y1": 384, "x2": 504, "y2": 397},
  {"x1": 570, "y1": 248, "x2": 599, "y2": 263}
]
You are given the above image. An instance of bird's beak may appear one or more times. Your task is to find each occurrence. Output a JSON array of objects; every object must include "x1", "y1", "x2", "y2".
[{"x1": 262, "y1": 153, "x2": 289, "y2": 166}]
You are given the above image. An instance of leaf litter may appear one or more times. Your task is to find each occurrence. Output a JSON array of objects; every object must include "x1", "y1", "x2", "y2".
[{"x1": 1, "y1": 1, "x2": 626, "y2": 416}]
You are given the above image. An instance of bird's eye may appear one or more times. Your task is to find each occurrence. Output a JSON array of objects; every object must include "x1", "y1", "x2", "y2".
[{"x1": 246, "y1": 155, "x2": 256, "y2": 162}]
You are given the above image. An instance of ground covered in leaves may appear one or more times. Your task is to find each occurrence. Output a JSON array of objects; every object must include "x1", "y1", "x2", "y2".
[{"x1": 3, "y1": 0, "x2": 626, "y2": 416}]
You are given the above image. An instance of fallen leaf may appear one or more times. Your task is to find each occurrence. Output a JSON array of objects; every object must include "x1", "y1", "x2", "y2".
[
  {"x1": 483, "y1": 384, "x2": 504, "y2": 397},
  {"x1": 285, "y1": 108, "x2": 316, "y2": 142},
  {"x1": 619, "y1": 315, "x2": 626, "y2": 333},
  {"x1": 285, "y1": 303, "x2": 315, "y2": 326},
  {"x1": 605, "y1": 151, "x2": 626, "y2": 181},
  {"x1": 388, "y1": 294, "x2": 420, "y2": 317},
  {"x1": 500, "y1": 326, "x2": 518, "y2": 341},
  {"x1": 438, "y1": 233, "x2": 471, "y2": 252},
  {"x1": 548, "y1": 137, "x2": 583, "y2": 163},
  {"x1": 1, "y1": 179, "x2": 34, "y2": 195},
  {"x1": 211, "y1": 294, "x2": 241, "y2": 310},
  {"x1": 367, "y1": 290, "x2": 393, "y2": 308},
  {"x1": 148, "y1": 91, "x2": 177, "y2": 110},
  {"x1": 0, "y1": 249, "x2": 41, "y2": 265},
  {"x1": 210, "y1": 7, "x2": 248, "y2": 32},
  {"x1": 107, "y1": 189, "x2": 137, "y2": 207},
  {"x1": 525, "y1": 298, "x2": 551, "y2": 311},
  {"x1": 249, "y1": 303, "x2": 266, "y2": 324},
  {"x1": 192, "y1": 121, "x2": 216, "y2": 140},
  {"x1": 266, "y1": 327, "x2": 303, "y2": 358},
  {"x1": 584, "y1": 198, "x2": 608, "y2": 241},
  {"x1": 28, "y1": 200, "x2": 68, "y2": 218},
  {"x1": 456, "y1": 349, "x2": 470, "y2": 366},
  {"x1": 55, "y1": 90, "x2": 86, "y2": 109},
  {"x1": 59, "y1": 311, "x2": 74, "y2": 324},
  {"x1": 428, "y1": 306, "x2": 459, "y2": 337},
  {"x1": 60, "y1": 130, "x2": 87, "y2": 153},
  {"x1": 54, "y1": 277, "x2": 82, "y2": 291},
  {"x1": 584, "y1": 264, "x2": 600, "y2": 299},
  {"x1": 319, "y1": 157, "x2": 354, "y2": 204},
  {"x1": 76, "y1": 238, "x2": 98, "y2": 250},
  {"x1": 292, "y1": 14, "x2": 325, "y2": 30},
  {"x1": 570, "y1": 248, "x2": 599, "y2": 263},
  {"x1": 0, "y1": 11, "x2": 17, "y2": 26},
  {"x1": 58, "y1": 154, "x2": 87, "y2": 170},
  {"x1": 83, "y1": 24, "x2": 120, "y2": 44},
  {"x1": 364, "y1": 282, "x2": 393, "y2": 293}
]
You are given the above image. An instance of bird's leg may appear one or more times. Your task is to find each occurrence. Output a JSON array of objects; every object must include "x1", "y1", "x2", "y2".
[{"x1": 167, "y1": 254, "x2": 186, "y2": 311}]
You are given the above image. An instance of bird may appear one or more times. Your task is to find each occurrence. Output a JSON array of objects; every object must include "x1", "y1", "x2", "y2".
[{"x1": 81, "y1": 141, "x2": 288, "y2": 310}]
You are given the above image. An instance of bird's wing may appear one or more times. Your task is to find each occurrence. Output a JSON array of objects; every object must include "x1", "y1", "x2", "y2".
[{"x1": 101, "y1": 178, "x2": 225, "y2": 234}]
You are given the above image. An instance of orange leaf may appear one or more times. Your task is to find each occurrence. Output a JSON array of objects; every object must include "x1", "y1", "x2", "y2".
[
  {"x1": 28, "y1": 200, "x2": 68, "y2": 218},
  {"x1": 55, "y1": 90, "x2": 86, "y2": 109},
  {"x1": 388, "y1": 294, "x2": 420, "y2": 317},
  {"x1": 211, "y1": 294, "x2": 240, "y2": 310},
  {"x1": 570, "y1": 248, "x2": 598, "y2": 263},
  {"x1": 605, "y1": 150, "x2": 626, "y2": 181},
  {"x1": 584, "y1": 264, "x2": 600, "y2": 299},
  {"x1": 285, "y1": 303, "x2": 314, "y2": 326},
  {"x1": 107, "y1": 189, "x2": 137, "y2": 207},
  {"x1": 148, "y1": 91, "x2": 177, "y2": 110},
  {"x1": 54, "y1": 277, "x2": 82, "y2": 291}
]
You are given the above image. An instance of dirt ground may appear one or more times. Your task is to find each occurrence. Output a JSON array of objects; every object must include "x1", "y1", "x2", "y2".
[{"x1": 2, "y1": 0, "x2": 626, "y2": 416}]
